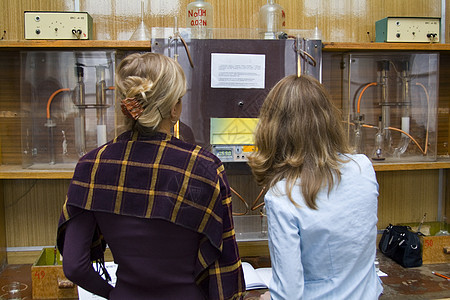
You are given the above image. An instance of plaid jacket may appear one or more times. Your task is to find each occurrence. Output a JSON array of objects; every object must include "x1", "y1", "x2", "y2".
[{"x1": 57, "y1": 130, "x2": 245, "y2": 300}]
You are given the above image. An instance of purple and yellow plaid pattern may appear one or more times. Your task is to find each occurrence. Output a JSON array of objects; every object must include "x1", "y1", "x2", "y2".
[{"x1": 57, "y1": 130, "x2": 245, "y2": 300}]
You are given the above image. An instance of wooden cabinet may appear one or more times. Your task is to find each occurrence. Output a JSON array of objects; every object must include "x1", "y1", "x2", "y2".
[{"x1": 0, "y1": 41, "x2": 449, "y2": 266}]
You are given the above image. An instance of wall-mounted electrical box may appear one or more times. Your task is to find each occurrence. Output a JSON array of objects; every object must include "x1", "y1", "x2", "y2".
[
  {"x1": 24, "y1": 11, "x2": 93, "y2": 40},
  {"x1": 375, "y1": 17, "x2": 440, "y2": 43}
]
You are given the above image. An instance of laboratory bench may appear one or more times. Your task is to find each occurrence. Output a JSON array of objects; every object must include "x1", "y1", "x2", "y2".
[
  {"x1": 242, "y1": 251, "x2": 450, "y2": 300},
  {"x1": 0, "y1": 252, "x2": 449, "y2": 299}
]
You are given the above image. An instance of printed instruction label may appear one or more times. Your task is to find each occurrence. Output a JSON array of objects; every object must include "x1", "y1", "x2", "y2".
[{"x1": 211, "y1": 53, "x2": 266, "y2": 89}]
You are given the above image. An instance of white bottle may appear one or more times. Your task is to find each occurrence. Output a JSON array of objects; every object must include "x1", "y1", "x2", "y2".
[
  {"x1": 186, "y1": 0, "x2": 213, "y2": 39},
  {"x1": 259, "y1": 0, "x2": 285, "y2": 39}
]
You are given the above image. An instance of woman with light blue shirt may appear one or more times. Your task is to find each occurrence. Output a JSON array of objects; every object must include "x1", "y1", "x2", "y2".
[{"x1": 248, "y1": 74, "x2": 383, "y2": 300}]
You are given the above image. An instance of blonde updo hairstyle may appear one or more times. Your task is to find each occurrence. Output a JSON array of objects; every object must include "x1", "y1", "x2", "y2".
[{"x1": 115, "y1": 52, "x2": 186, "y2": 133}]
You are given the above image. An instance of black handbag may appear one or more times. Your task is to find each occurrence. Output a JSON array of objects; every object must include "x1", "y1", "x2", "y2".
[{"x1": 379, "y1": 224, "x2": 423, "y2": 268}]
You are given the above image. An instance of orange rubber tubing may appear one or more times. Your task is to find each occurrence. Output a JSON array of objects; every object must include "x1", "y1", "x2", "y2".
[
  {"x1": 357, "y1": 82, "x2": 377, "y2": 113},
  {"x1": 46, "y1": 88, "x2": 70, "y2": 119}
]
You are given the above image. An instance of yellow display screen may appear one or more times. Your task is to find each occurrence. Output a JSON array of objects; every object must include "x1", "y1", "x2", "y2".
[
  {"x1": 217, "y1": 149, "x2": 232, "y2": 157},
  {"x1": 210, "y1": 118, "x2": 258, "y2": 145}
]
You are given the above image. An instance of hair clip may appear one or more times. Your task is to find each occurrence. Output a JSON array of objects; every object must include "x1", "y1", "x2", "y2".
[{"x1": 120, "y1": 97, "x2": 144, "y2": 120}]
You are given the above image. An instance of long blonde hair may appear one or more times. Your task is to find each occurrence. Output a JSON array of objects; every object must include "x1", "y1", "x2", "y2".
[
  {"x1": 248, "y1": 75, "x2": 350, "y2": 209},
  {"x1": 115, "y1": 53, "x2": 186, "y2": 133}
]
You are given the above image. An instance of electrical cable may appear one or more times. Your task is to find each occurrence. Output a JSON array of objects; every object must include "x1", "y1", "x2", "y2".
[
  {"x1": 230, "y1": 186, "x2": 267, "y2": 216},
  {"x1": 178, "y1": 35, "x2": 194, "y2": 68},
  {"x1": 5, "y1": 179, "x2": 38, "y2": 208},
  {"x1": 293, "y1": 38, "x2": 317, "y2": 77},
  {"x1": 251, "y1": 186, "x2": 266, "y2": 211},
  {"x1": 230, "y1": 187, "x2": 249, "y2": 216}
]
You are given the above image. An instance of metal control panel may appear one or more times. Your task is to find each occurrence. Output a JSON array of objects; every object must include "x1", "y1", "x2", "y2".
[
  {"x1": 375, "y1": 17, "x2": 440, "y2": 43},
  {"x1": 212, "y1": 145, "x2": 255, "y2": 162},
  {"x1": 24, "y1": 11, "x2": 93, "y2": 40}
]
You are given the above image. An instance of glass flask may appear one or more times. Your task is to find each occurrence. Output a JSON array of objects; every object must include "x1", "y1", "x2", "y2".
[
  {"x1": 258, "y1": 0, "x2": 285, "y2": 39},
  {"x1": 186, "y1": 0, "x2": 213, "y2": 39}
]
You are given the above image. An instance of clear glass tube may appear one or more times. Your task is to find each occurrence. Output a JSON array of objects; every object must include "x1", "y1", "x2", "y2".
[
  {"x1": 435, "y1": 216, "x2": 449, "y2": 236},
  {"x1": 260, "y1": 205, "x2": 268, "y2": 237},
  {"x1": 46, "y1": 120, "x2": 56, "y2": 165},
  {"x1": 73, "y1": 66, "x2": 86, "y2": 157},
  {"x1": 96, "y1": 66, "x2": 107, "y2": 146},
  {"x1": 353, "y1": 114, "x2": 364, "y2": 154},
  {"x1": 372, "y1": 117, "x2": 385, "y2": 161}
]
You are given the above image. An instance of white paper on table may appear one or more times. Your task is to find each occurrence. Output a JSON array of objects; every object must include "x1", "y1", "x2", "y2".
[
  {"x1": 242, "y1": 261, "x2": 272, "y2": 290},
  {"x1": 78, "y1": 262, "x2": 118, "y2": 300}
]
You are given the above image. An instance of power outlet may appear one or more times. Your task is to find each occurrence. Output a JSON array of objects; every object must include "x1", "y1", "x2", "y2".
[{"x1": 24, "y1": 11, "x2": 93, "y2": 40}]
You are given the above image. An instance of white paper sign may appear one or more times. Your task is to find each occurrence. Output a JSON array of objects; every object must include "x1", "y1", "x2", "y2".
[{"x1": 211, "y1": 53, "x2": 266, "y2": 89}]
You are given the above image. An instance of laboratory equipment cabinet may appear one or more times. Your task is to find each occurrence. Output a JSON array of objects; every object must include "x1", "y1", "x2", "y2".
[{"x1": 0, "y1": 41, "x2": 449, "y2": 270}]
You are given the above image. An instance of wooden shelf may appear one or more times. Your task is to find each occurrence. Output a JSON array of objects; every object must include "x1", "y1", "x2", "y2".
[
  {"x1": 373, "y1": 159, "x2": 450, "y2": 171},
  {"x1": 1, "y1": 159, "x2": 449, "y2": 179},
  {"x1": 323, "y1": 42, "x2": 450, "y2": 51},
  {"x1": 1, "y1": 40, "x2": 450, "y2": 51},
  {"x1": 0, "y1": 165, "x2": 73, "y2": 179},
  {"x1": 0, "y1": 40, "x2": 152, "y2": 50}
]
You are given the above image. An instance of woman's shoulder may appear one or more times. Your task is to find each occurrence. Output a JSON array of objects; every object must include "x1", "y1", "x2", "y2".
[
  {"x1": 338, "y1": 154, "x2": 377, "y2": 182},
  {"x1": 340, "y1": 153, "x2": 373, "y2": 169},
  {"x1": 172, "y1": 138, "x2": 224, "y2": 168},
  {"x1": 265, "y1": 180, "x2": 290, "y2": 204},
  {"x1": 78, "y1": 144, "x2": 109, "y2": 161}
]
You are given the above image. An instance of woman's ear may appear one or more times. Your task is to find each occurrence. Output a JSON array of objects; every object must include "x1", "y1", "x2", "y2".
[{"x1": 171, "y1": 100, "x2": 182, "y2": 121}]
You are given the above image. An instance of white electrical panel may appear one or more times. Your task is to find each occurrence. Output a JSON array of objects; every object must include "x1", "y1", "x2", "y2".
[
  {"x1": 24, "y1": 11, "x2": 93, "y2": 40},
  {"x1": 376, "y1": 17, "x2": 440, "y2": 43}
]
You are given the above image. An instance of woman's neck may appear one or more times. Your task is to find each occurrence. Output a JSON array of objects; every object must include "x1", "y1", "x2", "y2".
[{"x1": 157, "y1": 118, "x2": 174, "y2": 135}]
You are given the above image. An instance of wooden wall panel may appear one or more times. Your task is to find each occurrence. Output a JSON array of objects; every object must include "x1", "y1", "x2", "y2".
[
  {"x1": 446, "y1": 169, "x2": 450, "y2": 225},
  {"x1": 0, "y1": 0, "x2": 443, "y2": 42},
  {"x1": 0, "y1": 181, "x2": 6, "y2": 268},
  {"x1": 439, "y1": 54, "x2": 450, "y2": 156},
  {"x1": 376, "y1": 170, "x2": 440, "y2": 229},
  {"x1": 0, "y1": 0, "x2": 66, "y2": 41},
  {"x1": 229, "y1": 169, "x2": 441, "y2": 231},
  {"x1": 0, "y1": 52, "x2": 21, "y2": 165},
  {"x1": 1, "y1": 172, "x2": 441, "y2": 248},
  {"x1": 3, "y1": 179, "x2": 69, "y2": 247}
]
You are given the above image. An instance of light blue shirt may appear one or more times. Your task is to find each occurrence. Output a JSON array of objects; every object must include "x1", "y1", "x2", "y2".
[{"x1": 265, "y1": 154, "x2": 383, "y2": 300}]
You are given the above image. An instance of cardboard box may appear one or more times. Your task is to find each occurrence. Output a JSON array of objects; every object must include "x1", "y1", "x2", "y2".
[
  {"x1": 421, "y1": 235, "x2": 450, "y2": 264},
  {"x1": 400, "y1": 222, "x2": 450, "y2": 265},
  {"x1": 31, "y1": 247, "x2": 78, "y2": 299}
]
